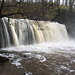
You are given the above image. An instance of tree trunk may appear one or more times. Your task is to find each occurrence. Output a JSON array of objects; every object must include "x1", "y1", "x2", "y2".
[
  {"x1": 41, "y1": 0, "x2": 45, "y2": 20},
  {"x1": 0, "y1": 0, "x2": 4, "y2": 15},
  {"x1": 69, "y1": 0, "x2": 72, "y2": 12},
  {"x1": 65, "y1": 0, "x2": 68, "y2": 6}
]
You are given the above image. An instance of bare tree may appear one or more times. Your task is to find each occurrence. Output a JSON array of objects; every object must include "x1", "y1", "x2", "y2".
[
  {"x1": 0, "y1": 0, "x2": 4, "y2": 15},
  {"x1": 65, "y1": 0, "x2": 68, "y2": 6},
  {"x1": 0, "y1": 0, "x2": 27, "y2": 18},
  {"x1": 62, "y1": 0, "x2": 65, "y2": 5},
  {"x1": 41, "y1": 0, "x2": 45, "y2": 20},
  {"x1": 69, "y1": 0, "x2": 74, "y2": 12}
]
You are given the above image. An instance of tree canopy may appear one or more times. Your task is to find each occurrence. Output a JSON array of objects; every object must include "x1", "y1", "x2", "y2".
[{"x1": 0, "y1": 0, "x2": 75, "y2": 20}]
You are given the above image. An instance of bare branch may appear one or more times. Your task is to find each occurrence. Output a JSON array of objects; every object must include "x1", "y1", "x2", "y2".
[{"x1": 0, "y1": 12, "x2": 27, "y2": 18}]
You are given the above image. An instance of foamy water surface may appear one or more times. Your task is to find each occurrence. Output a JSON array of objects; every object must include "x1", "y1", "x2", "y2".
[
  {"x1": 1, "y1": 40, "x2": 75, "y2": 53},
  {"x1": 1, "y1": 40, "x2": 75, "y2": 75}
]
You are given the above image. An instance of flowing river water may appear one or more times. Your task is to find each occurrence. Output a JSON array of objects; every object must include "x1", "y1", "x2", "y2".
[
  {"x1": 0, "y1": 41, "x2": 75, "y2": 75},
  {"x1": 0, "y1": 17, "x2": 75, "y2": 75}
]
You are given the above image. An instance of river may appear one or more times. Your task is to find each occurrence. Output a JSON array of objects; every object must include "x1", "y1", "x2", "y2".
[{"x1": 0, "y1": 41, "x2": 75, "y2": 75}]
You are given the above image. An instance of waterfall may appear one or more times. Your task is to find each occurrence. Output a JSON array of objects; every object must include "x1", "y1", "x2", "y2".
[
  {"x1": 0, "y1": 18, "x2": 11, "y2": 47},
  {"x1": 0, "y1": 17, "x2": 69, "y2": 48}
]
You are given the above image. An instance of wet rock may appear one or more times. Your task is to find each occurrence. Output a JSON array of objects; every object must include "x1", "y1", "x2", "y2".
[
  {"x1": 24, "y1": 55, "x2": 26, "y2": 58},
  {"x1": 0, "y1": 56, "x2": 9, "y2": 63}
]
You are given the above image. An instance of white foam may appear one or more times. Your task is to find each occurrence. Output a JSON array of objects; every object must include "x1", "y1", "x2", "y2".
[
  {"x1": 60, "y1": 65, "x2": 75, "y2": 73},
  {"x1": 0, "y1": 53, "x2": 22, "y2": 68},
  {"x1": 2, "y1": 40, "x2": 75, "y2": 54},
  {"x1": 25, "y1": 71, "x2": 32, "y2": 75},
  {"x1": 23, "y1": 53, "x2": 46, "y2": 62},
  {"x1": 0, "y1": 53, "x2": 18, "y2": 59},
  {"x1": 71, "y1": 59, "x2": 75, "y2": 64},
  {"x1": 60, "y1": 66, "x2": 69, "y2": 70},
  {"x1": 11, "y1": 61, "x2": 21, "y2": 66},
  {"x1": 35, "y1": 54, "x2": 46, "y2": 62}
]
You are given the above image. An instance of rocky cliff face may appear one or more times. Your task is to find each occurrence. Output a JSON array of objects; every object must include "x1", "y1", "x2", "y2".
[{"x1": 64, "y1": 13, "x2": 75, "y2": 38}]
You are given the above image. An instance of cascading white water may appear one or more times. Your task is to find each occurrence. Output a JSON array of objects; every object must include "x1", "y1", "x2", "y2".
[
  {"x1": 0, "y1": 18, "x2": 11, "y2": 47},
  {"x1": 0, "y1": 17, "x2": 69, "y2": 48}
]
